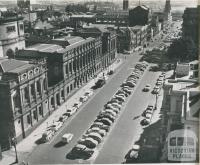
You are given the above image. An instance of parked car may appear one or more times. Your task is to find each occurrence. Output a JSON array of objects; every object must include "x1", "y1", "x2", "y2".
[
  {"x1": 125, "y1": 145, "x2": 140, "y2": 161},
  {"x1": 73, "y1": 102, "x2": 82, "y2": 109},
  {"x1": 71, "y1": 144, "x2": 94, "y2": 158},
  {"x1": 152, "y1": 86, "x2": 160, "y2": 94},
  {"x1": 87, "y1": 127, "x2": 106, "y2": 137},
  {"x1": 50, "y1": 121, "x2": 63, "y2": 131},
  {"x1": 79, "y1": 95, "x2": 88, "y2": 103},
  {"x1": 140, "y1": 118, "x2": 151, "y2": 126},
  {"x1": 78, "y1": 137, "x2": 98, "y2": 149},
  {"x1": 156, "y1": 81, "x2": 162, "y2": 86},
  {"x1": 88, "y1": 132, "x2": 102, "y2": 143},
  {"x1": 41, "y1": 129, "x2": 55, "y2": 142},
  {"x1": 66, "y1": 107, "x2": 77, "y2": 116},
  {"x1": 143, "y1": 84, "x2": 151, "y2": 92},
  {"x1": 99, "y1": 117, "x2": 113, "y2": 126},
  {"x1": 84, "y1": 90, "x2": 93, "y2": 97},
  {"x1": 62, "y1": 133, "x2": 73, "y2": 143},
  {"x1": 114, "y1": 95, "x2": 126, "y2": 102},
  {"x1": 95, "y1": 79, "x2": 106, "y2": 88},
  {"x1": 59, "y1": 114, "x2": 68, "y2": 122}
]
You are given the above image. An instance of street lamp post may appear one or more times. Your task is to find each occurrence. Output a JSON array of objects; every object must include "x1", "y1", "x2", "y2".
[{"x1": 11, "y1": 137, "x2": 18, "y2": 163}]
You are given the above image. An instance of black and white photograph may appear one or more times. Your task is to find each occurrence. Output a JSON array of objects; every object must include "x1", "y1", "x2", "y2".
[{"x1": 0, "y1": 0, "x2": 199, "y2": 164}]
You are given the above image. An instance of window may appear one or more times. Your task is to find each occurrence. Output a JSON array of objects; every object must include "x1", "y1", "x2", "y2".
[
  {"x1": 39, "y1": 106, "x2": 43, "y2": 116},
  {"x1": 65, "y1": 64, "x2": 68, "y2": 75},
  {"x1": 177, "y1": 137, "x2": 185, "y2": 146},
  {"x1": 187, "y1": 137, "x2": 194, "y2": 146},
  {"x1": 20, "y1": 24, "x2": 24, "y2": 31},
  {"x1": 7, "y1": 26, "x2": 16, "y2": 33},
  {"x1": 170, "y1": 137, "x2": 176, "y2": 146},
  {"x1": 27, "y1": 114, "x2": 31, "y2": 124},
  {"x1": 33, "y1": 110, "x2": 37, "y2": 120}
]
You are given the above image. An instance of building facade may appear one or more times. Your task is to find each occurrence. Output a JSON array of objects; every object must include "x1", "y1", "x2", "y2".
[
  {"x1": 160, "y1": 80, "x2": 199, "y2": 162},
  {"x1": 129, "y1": 5, "x2": 150, "y2": 26},
  {"x1": 0, "y1": 58, "x2": 48, "y2": 150},
  {"x1": 0, "y1": 34, "x2": 116, "y2": 149},
  {"x1": 123, "y1": 0, "x2": 129, "y2": 10},
  {"x1": 0, "y1": 13, "x2": 25, "y2": 57},
  {"x1": 182, "y1": 7, "x2": 199, "y2": 44}
]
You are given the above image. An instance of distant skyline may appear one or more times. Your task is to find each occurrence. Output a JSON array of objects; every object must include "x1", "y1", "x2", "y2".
[{"x1": 0, "y1": 0, "x2": 197, "y2": 7}]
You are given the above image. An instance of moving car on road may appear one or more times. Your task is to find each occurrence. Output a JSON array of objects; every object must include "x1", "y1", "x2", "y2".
[
  {"x1": 62, "y1": 133, "x2": 73, "y2": 143},
  {"x1": 143, "y1": 84, "x2": 151, "y2": 92}
]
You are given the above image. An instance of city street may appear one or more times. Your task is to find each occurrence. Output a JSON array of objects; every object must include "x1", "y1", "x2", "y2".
[
  {"x1": 25, "y1": 26, "x2": 174, "y2": 164},
  {"x1": 26, "y1": 53, "x2": 143, "y2": 164},
  {"x1": 94, "y1": 68, "x2": 160, "y2": 164}
]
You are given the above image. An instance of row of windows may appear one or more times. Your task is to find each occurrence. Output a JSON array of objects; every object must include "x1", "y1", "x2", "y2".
[
  {"x1": 169, "y1": 137, "x2": 195, "y2": 146},
  {"x1": 6, "y1": 24, "x2": 24, "y2": 33},
  {"x1": 65, "y1": 42, "x2": 95, "y2": 57}
]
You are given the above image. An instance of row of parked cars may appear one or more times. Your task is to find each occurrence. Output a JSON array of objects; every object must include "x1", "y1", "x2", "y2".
[
  {"x1": 68, "y1": 62, "x2": 149, "y2": 160},
  {"x1": 41, "y1": 90, "x2": 94, "y2": 143},
  {"x1": 152, "y1": 72, "x2": 165, "y2": 94}
]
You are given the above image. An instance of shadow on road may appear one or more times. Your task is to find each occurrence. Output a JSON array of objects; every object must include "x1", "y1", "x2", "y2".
[
  {"x1": 66, "y1": 150, "x2": 91, "y2": 160},
  {"x1": 54, "y1": 141, "x2": 66, "y2": 148},
  {"x1": 35, "y1": 138, "x2": 45, "y2": 145},
  {"x1": 124, "y1": 120, "x2": 162, "y2": 164}
]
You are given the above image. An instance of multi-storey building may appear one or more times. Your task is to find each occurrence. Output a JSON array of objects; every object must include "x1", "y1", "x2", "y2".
[
  {"x1": 76, "y1": 25, "x2": 117, "y2": 69},
  {"x1": 160, "y1": 79, "x2": 199, "y2": 162},
  {"x1": 0, "y1": 57, "x2": 48, "y2": 150},
  {"x1": 182, "y1": 7, "x2": 199, "y2": 44},
  {"x1": 0, "y1": 12, "x2": 25, "y2": 57},
  {"x1": 123, "y1": 0, "x2": 129, "y2": 10},
  {"x1": 129, "y1": 5, "x2": 150, "y2": 26},
  {"x1": 0, "y1": 35, "x2": 108, "y2": 150}
]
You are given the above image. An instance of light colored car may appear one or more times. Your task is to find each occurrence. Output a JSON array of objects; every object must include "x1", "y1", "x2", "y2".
[
  {"x1": 145, "y1": 113, "x2": 152, "y2": 119},
  {"x1": 66, "y1": 107, "x2": 77, "y2": 116},
  {"x1": 111, "y1": 102, "x2": 122, "y2": 109},
  {"x1": 79, "y1": 95, "x2": 88, "y2": 102},
  {"x1": 152, "y1": 86, "x2": 160, "y2": 94},
  {"x1": 156, "y1": 81, "x2": 162, "y2": 86},
  {"x1": 143, "y1": 84, "x2": 151, "y2": 92},
  {"x1": 84, "y1": 90, "x2": 93, "y2": 97},
  {"x1": 73, "y1": 102, "x2": 82, "y2": 109},
  {"x1": 127, "y1": 145, "x2": 140, "y2": 159},
  {"x1": 88, "y1": 132, "x2": 102, "y2": 143},
  {"x1": 114, "y1": 95, "x2": 126, "y2": 102},
  {"x1": 62, "y1": 133, "x2": 73, "y2": 143},
  {"x1": 42, "y1": 129, "x2": 55, "y2": 142},
  {"x1": 50, "y1": 121, "x2": 63, "y2": 131}
]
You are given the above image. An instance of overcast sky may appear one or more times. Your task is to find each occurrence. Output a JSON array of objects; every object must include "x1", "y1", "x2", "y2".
[{"x1": 0, "y1": 0, "x2": 197, "y2": 7}]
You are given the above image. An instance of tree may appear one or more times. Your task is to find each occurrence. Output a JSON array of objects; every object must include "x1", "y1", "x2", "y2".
[{"x1": 167, "y1": 37, "x2": 198, "y2": 62}]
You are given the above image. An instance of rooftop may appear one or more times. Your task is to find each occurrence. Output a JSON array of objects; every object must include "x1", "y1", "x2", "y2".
[
  {"x1": 0, "y1": 57, "x2": 29, "y2": 73},
  {"x1": 26, "y1": 36, "x2": 94, "y2": 54},
  {"x1": 165, "y1": 79, "x2": 199, "y2": 92}
]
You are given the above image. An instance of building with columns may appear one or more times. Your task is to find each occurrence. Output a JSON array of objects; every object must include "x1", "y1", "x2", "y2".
[
  {"x1": 0, "y1": 12, "x2": 25, "y2": 58},
  {"x1": 0, "y1": 57, "x2": 48, "y2": 150}
]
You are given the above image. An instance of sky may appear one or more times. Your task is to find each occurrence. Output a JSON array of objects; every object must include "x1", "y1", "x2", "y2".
[{"x1": 0, "y1": 0, "x2": 197, "y2": 7}]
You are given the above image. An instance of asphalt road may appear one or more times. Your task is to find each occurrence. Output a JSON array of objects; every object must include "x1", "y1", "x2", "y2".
[
  {"x1": 94, "y1": 70, "x2": 160, "y2": 164},
  {"x1": 27, "y1": 52, "x2": 142, "y2": 164}
]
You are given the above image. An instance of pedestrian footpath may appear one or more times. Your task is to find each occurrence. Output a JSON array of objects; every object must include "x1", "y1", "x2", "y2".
[{"x1": 0, "y1": 59, "x2": 123, "y2": 165}]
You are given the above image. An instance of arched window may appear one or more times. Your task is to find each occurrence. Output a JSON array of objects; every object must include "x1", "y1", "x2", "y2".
[{"x1": 6, "y1": 49, "x2": 14, "y2": 58}]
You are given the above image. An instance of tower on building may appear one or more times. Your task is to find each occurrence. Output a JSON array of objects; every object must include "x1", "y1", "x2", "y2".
[
  {"x1": 164, "y1": 0, "x2": 172, "y2": 22},
  {"x1": 123, "y1": 0, "x2": 129, "y2": 10}
]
